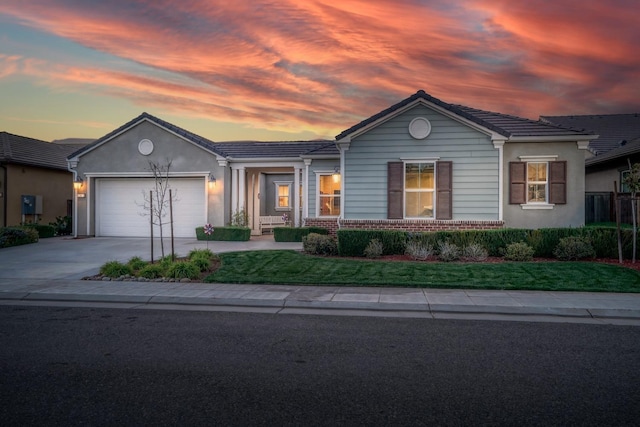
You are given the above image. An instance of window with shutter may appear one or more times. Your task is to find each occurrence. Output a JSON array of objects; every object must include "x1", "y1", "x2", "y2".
[
  {"x1": 436, "y1": 161, "x2": 452, "y2": 219},
  {"x1": 509, "y1": 162, "x2": 526, "y2": 204},
  {"x1": 387, "y1": 162, "x2": 403, "y2": 219},
  {"x1": 511, "y1": 159, "x2": 566, "y2": 206},
  {"x1": 549, "y1": 161, "x2": 567, "y2": 204}
]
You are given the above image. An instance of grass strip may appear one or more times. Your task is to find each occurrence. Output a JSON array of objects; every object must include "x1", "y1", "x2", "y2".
[{"x1": 205, "y1": 250, "x2": 640, "y2": 292}]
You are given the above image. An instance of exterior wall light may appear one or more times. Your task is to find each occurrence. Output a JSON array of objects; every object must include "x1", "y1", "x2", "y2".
[
  {"x1": 208, "y1": 173, "x2": 217, "y2": 189},
  {"x1": 332, "y1": 166, "x2": 341, "y2": 183},
  {"x1": 73, "y1": 177, "x2": 84, "y2": 190}
]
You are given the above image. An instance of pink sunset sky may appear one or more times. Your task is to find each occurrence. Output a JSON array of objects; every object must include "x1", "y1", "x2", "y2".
[{"x1": 0, "y1": 0, "x2": 638, "y2": 142}]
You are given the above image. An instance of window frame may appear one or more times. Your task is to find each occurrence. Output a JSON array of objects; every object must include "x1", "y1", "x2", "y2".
[
  {"x1": 621, "y1": 170, "x2": 631, "y2": 193},
  {"x1": 526, "y1": 161, "x2": 549, "y2": 204},
  {"x1": 273, "y1": 181, "x2": 292, "y2": 211},
  {"x1": 315, "y1": 172, "x2": 341, "y2": 217},
  {"x1": 403, "y1": 161, "x2": 436, "y2": 219},
  {"x1": 515, "y1": 155, "x2": 560, "y2": 210}
]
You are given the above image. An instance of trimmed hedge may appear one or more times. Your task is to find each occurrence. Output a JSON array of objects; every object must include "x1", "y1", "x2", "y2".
[
  {"x1": 23, "y1": 224, "x2": 55, "y2": 238},
  {"x1": 274, "y1": 226, "x2": 329, "y2": 242},
  {"x1": 337, "y1": 227, "x2": 639, "y2": 259},
  {"x1": 196, "y1": 226, "x2": 251, "y2": 241},
  {"x1": 337, "y1": 229, "x2": 406, "y2": 256},
  {"x1": 0, "y1": 227, "x2": 39, "y2": 248}
]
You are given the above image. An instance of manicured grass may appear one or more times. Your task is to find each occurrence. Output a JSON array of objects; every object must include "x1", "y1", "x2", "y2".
[{"x1": 205, "y1": 250, "x2": 640, "y2": 292}]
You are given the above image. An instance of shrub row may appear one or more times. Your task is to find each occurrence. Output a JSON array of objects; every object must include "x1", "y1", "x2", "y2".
[
  {"x1": 99, "y1": 249, "x2": 218, "y2": 280},
  {"x1": 336, "y1": 227, "x2": 638, "y2": 259},
  {"x1": 195, "y1": 226, "x2": 251, "y2": 241},
  {"x1": 274, "y1": 226, "x2": 329, "y2": 242},
  {"x1": 22, "y1": 224, "x2": 55, "y2": 238},
  {"x1": 0, "y1": 227, "x2": 39, "y2": 248}
]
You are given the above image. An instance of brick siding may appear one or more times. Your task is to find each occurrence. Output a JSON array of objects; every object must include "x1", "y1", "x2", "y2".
[{"x1": 304, "y1": 218, "x2": 504, "y2": 236}]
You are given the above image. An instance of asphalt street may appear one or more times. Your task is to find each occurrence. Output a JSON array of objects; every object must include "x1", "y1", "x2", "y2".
[{"x1": 1, "y1": 305, "x2": 639, "y2": 426}]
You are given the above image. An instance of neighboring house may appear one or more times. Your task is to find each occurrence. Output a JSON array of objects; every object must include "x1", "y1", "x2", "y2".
[
  {"x1": 541, "y1": 114, "x2": 640, "y2": 192},
  {"x1": 67, "y1": 90, "x2": 597, "y2": 238},
  {"x1": 541, "y1": 114, "x2": 640, "y2": 223},
  {"x1": 0, "y1": 131, "x2": 82, "y2": 227}
]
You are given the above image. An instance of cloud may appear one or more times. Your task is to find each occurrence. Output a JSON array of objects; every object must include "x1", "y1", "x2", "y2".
[{"x1": 0, "y1": 0, "x2": 638, "y2": 139}]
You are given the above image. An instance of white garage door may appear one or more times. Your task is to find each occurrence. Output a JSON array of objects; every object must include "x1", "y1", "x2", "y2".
[{"x1": 96, "y1": 178, "x2": 205, "y2": 238}]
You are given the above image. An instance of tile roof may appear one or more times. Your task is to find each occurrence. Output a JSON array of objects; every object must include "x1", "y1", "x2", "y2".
[
  {"x1": 540, "y1": 114, "x2": 640, "y2": 155},
  {"x1": 336, "y1": 90, "x2": 595, "y2": 140},
  {"x1": 0, "y1": 131, "x2": 80, "y2": 170},
  {"x1": 585, "y1": 137, "x2": 640, "y2": 167},
  {"x1": 67, "y1": 112, "x2": 227, "y2": 159},
  {"x1": 215, "y1": 140, "x2": 337, "y2": 158}
]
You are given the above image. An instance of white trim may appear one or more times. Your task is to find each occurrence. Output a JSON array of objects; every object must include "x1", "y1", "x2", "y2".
[
  {"x1": 493, "y1": 140, "x2": 505, "y2": 221},
  {"x1": 408, "y1": 117, "x2": 432, "y2": 139},
  {"x1": 509, "y1": 135, "x2": 598, "y2": 143},
  {"x1": 521, "y1": 204, "x2": 555, "y2": 210},
  {"x1": 518, "y1": 155, "x2": 558, "y2": 162},
  {"x1": 403, "y1": 160, "x2": 436, "y2": 220},
  {"x1": 400, "y1": 156, "x2": 440, "y2": 162},
  {"x1": 273, "y1": 181, "x2": 292, "y2": 211},
  {"x1": 577, "y1": 140, "x2": 590, "y2": 150},
  {"x1": 85, "y1": 171, "x2": 211, "y2": 178},
  {"x1": 314, "y1": 171, "x2": 341, "y2": 218}
]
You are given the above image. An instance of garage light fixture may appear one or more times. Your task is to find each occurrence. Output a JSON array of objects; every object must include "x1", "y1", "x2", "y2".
[
  {"x1": 208, "y1": 173, "x2": 217, "y2": 188},
  {"x1": 73, "y1": 177, "x2": 84, "y2": 190}
]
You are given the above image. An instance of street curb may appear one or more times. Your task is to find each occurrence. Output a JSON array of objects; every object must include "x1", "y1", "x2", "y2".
[{"x1": 3, "y1": 292, "x2": 640, "y2": 321}]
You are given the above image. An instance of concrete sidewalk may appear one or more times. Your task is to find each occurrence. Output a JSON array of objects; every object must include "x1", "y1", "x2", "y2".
[
  {"x1": 1, "y1": 278, "x2": 639, "y2": 325},
  {"x1": 1, "y1": 236, "x2": 640, "y2": 324}
]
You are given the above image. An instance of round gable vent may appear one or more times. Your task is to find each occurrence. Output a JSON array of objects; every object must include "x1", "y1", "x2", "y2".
[
  {"x1": 408, "y1": 117, "x2": 432, "y2": 140},
  {"x1": 138, "y1": 139, "x2": 154, "y2": 155}
]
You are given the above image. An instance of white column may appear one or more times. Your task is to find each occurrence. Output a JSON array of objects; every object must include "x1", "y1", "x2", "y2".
[
  {"x1": 493, "y1": 140, "x2": 506, "y2": 221},
  {"x1": 294, "y1": 166, "x2": 301, "y2": 227},
  {"x1": 238, "y1": 166, "x2": 246, "y2": 212},
  {"x1": 303, "y1": 159, "x2": 311, "y2": 221},
  {"x1": 231, "y1": 168, "x2": 238, "y2": 212}
]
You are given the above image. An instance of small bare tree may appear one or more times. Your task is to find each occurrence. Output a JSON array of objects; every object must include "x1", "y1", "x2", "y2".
[
  {"x1": 623, "y1": 160, "x2": 640, "y2": 263},
  {"x1": 138, "y1": 160, "x2": 177, "y2": 258}
]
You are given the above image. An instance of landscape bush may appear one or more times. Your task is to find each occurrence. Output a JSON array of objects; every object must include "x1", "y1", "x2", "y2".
[
  {"x1": 302, "y1": 233, "x2": 338, "y2": 256},
  {"x1": 100, "y1": 261, "x2": 133, "y2": 278},
  {"x1": 274, "y1": 226, "x2": 329, "y2": 242},
  {"x1": 437, "y1": 241, "x2": 461, "y2": 262},
  {"x1": 22, "y1": 224, "x2": 55, "y2": 238},
  {"x1": 337, "y1": 229, "x2": 406, "y2": 257},
  {"x1": 49, "y1": 215, "x2": 72, "y2": 236},
  {"x1": 0, "y1": 227, "x2": 38, "y2": 248},
  {"x1": 195, "y1": 226, "x2": 251, "y2": 241},
  {"x1": 138, "y1": 263, "x2": 165, "y2": 279},
  {"x1": 461, "y1": 243, "x2": 489, "y2": 262},
  {"x1": 333, "y1": 227, "x2": 639, "y2": 260},
  {"x1": 553, "y1": 236, "x2": 596, "y2": 261},
  {"x1": 166, "y1": 261, "x2": 200, "y2": 280},
  {"x1": 504, "y1": 242, "x2": 534, "y2": 261},
  {"x1": 127, "y1": 256, "x2": 147, "y2": 271},
  {"x1": 405, "y1": 240, "x2": 434, "y2": 260},
  {"x1": 363, "y1": 239, "x2": 384, "y2": 258}
]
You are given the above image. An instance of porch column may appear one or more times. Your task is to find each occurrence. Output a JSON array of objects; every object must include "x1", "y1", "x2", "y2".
[
  {"x1": 237, "y1": 166, "x2": 246, "y2": 212},
  {"x1": 303, "y1": 159, "x2": 311, "y2": 221},
  {"x1": 294, "y1": 166, "x2": 301, "y2": 227},
  {"x1": 231, "y1": 167, "x2": 238, "y2": 212}
]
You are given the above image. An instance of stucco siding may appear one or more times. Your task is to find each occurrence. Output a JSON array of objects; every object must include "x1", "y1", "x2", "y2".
[
  {"x1": 344, "y1": 105, "x2": 499, "y2": 220},
  {"x1": 73, "y1": 120, "x2": 226, "y2": 235},
  {"x1": 503, "y1": 142, "x2": 585, "y2": 228},
  {"x1": 3, "y1": 164, "x2": 72, "y2": 226}
]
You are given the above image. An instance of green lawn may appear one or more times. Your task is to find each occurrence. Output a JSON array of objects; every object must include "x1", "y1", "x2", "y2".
[{"x1": 205, "y1": 250, "x2": 640, "y2": 292}]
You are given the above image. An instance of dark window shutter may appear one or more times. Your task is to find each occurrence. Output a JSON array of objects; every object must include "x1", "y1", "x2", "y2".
[
  {"x1": 549, "y1": 161, "x2": 567, "y2": 204},
  {"x1": 509, "y1": 162, "x2": 526, "y2": 204},
  {"x1": 387, "y1": 162, "x2": 404, "y2": 219},
  {"x1": 436, "y1": 161, "x2": 452, "y2": 220}
]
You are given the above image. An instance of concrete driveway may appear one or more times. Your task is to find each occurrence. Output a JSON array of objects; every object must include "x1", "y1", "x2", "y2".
[{"x1": 0, "y1": 236, "x2": 302, "y2": 281}]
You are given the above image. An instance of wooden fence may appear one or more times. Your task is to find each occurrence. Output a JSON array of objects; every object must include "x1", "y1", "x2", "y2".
[{"x1": 585, "y1": 192, "x2": 636, "y2": 224}]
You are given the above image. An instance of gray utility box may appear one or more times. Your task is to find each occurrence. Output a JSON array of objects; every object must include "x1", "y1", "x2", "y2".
[{"x1": 22, "y1": 195, "x2": 43, "y2": 215}]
